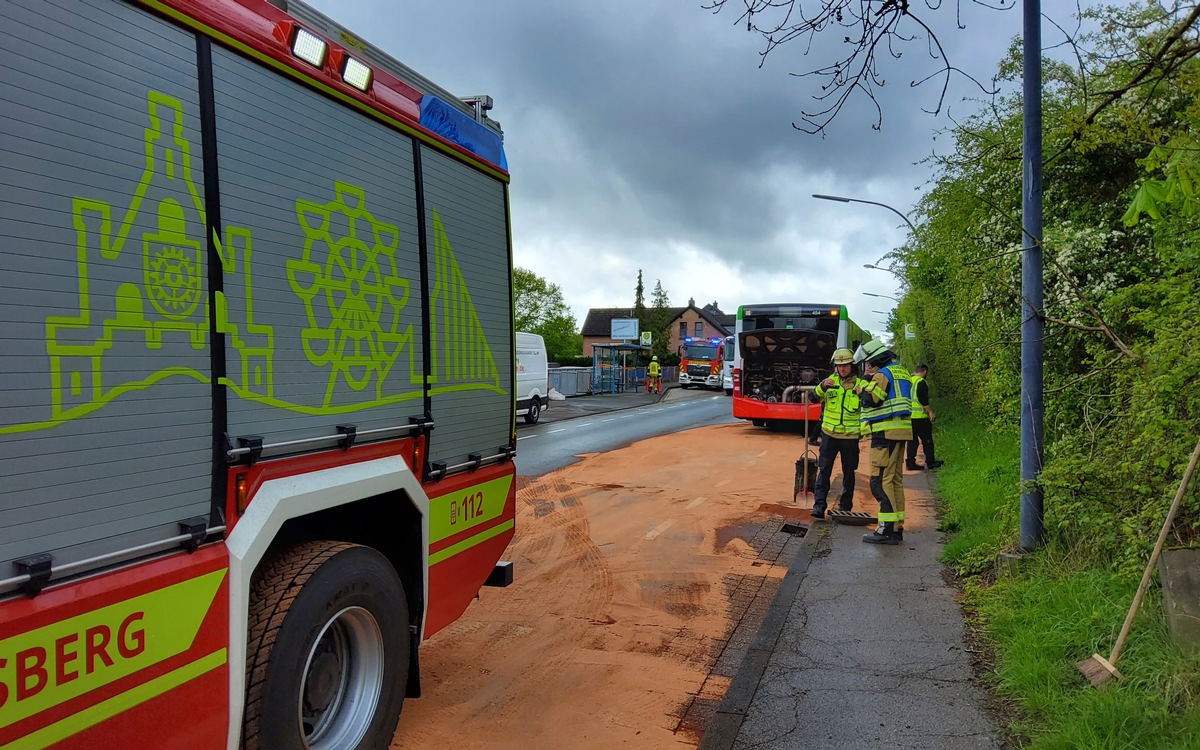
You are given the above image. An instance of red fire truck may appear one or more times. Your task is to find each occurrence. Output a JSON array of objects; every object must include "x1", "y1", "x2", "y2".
[
  {"x1": 678, "y1": 337, "x2": 726, "y2": 390},
  {"x1": 0, "y1": 0, "x2": 517, "y2": 747}
]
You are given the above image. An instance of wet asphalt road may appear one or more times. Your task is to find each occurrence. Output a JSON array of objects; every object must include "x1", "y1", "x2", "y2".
[{"x1": 513, "y1": 390, "x2": 737, "y2": 476}]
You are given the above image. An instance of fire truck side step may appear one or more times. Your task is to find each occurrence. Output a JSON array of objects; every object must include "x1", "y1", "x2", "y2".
[
  {"x1": 485, "y1": 560, "x2": 514, "y2": 587},
  {"x1": 828, "y1": 510, "x2": 876, "y2": 526}
]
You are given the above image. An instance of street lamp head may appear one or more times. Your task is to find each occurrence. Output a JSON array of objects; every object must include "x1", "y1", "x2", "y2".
[{"x1": 812, "y1": 193, "x2": 851, "y2": 203}]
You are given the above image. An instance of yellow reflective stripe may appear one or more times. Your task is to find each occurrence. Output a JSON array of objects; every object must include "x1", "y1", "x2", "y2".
[
  {"x1": 877, "y1": 511, "x2": 901, "y2": 522},
  {"x1": 429, "y1": 520, "x2": 515, "y2": 566},
  {"x1": 897, "y1": 511, "x2": 906, "y2": 520},
  {"x1": 5, "y1": 649, "x2": 226, "y2": 750}
]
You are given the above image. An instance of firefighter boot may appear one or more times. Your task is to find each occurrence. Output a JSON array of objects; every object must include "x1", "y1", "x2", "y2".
[
  {"x1": 905, "y1": 460, "x2": 921, "y2": 471},
  {"x1": 863, "y1": 522, "x2": 901, "y2": 545}
]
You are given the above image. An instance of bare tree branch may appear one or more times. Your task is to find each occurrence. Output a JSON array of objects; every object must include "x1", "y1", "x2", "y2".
[{"x1": 703, "y1": 0, "x2": 1003, "y2": 133}]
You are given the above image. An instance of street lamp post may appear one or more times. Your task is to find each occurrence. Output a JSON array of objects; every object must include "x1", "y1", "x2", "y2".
[
  {"x1": 813, "y1": 193, "x2": 918, "y2": 236},
  {"x1": 863, "y1": 263, "x2": 902, "y2": 276},
  {"x1": 863, "y1": 292, "x2": 899, "y2": 302}
]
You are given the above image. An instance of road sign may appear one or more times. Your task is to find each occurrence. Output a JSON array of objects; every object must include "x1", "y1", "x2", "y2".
[
  {"x1": 640, "y1": 331, "x2": 652, "y2": 346},
  {"x1": 904, "y1": 323, "x2": 916, "y2": 340}
]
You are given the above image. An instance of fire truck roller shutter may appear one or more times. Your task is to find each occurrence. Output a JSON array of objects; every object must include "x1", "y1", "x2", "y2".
[
  {"x1": 419, "y1": 147, "x2": 513, "y2": 469},
  {"x1": 210, "y1": 46, "x2": 425, "y2": 447},
  {"x1": 0, "y1": 0, "x2": 214, "y2": 577}
]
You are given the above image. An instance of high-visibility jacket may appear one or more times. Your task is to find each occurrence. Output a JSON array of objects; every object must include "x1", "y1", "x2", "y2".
[
  {"x1": 648, "y1": 362, "x2": 661, "y2": 376},
  {"x1": 861, "y1": 363, "x2": 913, "y2": 433},
  {"x1": 910, "y1": 374, "x2": 927, "y2": 420},
  {"x1": 813, "y1": 375, "x2": 870, "y2": 437}
]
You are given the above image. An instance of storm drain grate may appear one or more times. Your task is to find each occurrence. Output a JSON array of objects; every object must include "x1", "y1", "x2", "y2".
[{"x1": 828, "y1": 510, "x2": 876, "y2": 526}]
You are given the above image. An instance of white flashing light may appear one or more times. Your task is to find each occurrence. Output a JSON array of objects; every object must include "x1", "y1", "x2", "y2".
[
  {"x1": 292, "y1": 27, "x2": 327, "y2": 69},
  {"x1": 342, "y1": 57, "x2": 373, "y2": 92}
]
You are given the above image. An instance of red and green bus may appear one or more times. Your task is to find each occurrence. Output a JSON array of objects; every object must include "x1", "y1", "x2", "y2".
[{"x1": 731, "y1": 303, "x2": 868, "y2": 432}]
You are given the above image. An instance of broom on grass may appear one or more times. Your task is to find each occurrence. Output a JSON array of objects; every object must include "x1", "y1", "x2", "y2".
[{"x1": 1076, "y1": 435, "x2": 1200, "y2": 688}]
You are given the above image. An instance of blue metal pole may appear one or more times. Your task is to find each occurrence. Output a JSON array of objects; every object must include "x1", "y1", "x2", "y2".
[{"x1": 1020, "y1": 0, "x2": 1045, "y2": 550}]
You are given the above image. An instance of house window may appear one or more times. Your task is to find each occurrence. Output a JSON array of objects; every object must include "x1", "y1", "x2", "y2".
[
  {"x1": 695, "y1": 322, "x2": 703, "y2": 337},
  {"x1": 679, "y1": 322, "x2": 687, "y2": 339}
]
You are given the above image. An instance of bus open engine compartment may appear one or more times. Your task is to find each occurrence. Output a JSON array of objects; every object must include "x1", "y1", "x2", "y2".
[{"x1": 739, "y1": 329, "x2": 836, "y2": 402}]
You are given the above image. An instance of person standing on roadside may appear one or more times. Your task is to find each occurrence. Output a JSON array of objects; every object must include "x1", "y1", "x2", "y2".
[
  {"x1": 809, "y1": 349, "x2": 871, "y2": 518},
  {"x1": 647, "y1": 356, "x2": 662, "y2": 394},
  {"x1": 854, "y1": 339, "x2": 913, "y2": 545},
  {"x1": 906, "y1": 364, "x2": 943, "y2": 471}
]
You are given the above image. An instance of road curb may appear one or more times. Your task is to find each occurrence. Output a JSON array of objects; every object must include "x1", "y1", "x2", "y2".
[{"x1": 697, "y1": 516, "x2": 824, "y2": 750}]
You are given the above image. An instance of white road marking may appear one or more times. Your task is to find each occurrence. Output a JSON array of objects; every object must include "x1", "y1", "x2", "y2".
[
  {"x1": 516, "y1": 435, "x2": 536, "y2": 441},
  {"x1": 578, "y1": 422, "x2": 594, "y2": 427},
  {"x1": 685, "y1": 496, "x2": 706, "y2": 509},
  {"x1": 548, "y1": 428, "x2": 567, "y2": 434},
  {"x1": 645, "y1": 519, "x2": 676, "y2": 540}
]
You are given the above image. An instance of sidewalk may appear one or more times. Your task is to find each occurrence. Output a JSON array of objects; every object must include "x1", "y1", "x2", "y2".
[{"x1": 699, "y1": 467, "x2": 1003, "y2": 750}]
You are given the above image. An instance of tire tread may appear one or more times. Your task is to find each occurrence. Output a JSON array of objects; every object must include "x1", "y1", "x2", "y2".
[{"x1": 242, "y1": 541, "x2": 357, "y2": 750}]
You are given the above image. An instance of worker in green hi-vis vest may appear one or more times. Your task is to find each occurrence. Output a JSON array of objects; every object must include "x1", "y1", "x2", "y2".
[{"x1": 906, "y1": 364, "x2": 944, "y2": 471}]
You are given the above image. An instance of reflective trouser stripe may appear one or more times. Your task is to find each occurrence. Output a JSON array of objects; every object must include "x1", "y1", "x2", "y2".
[{"x1": 878, "y1": 511, "x2": 901, "y2": 522}]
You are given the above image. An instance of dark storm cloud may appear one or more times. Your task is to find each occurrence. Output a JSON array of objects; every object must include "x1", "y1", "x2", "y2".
[{"x1": 304, "y1": 0, "x2": 1082, "y2": 324}]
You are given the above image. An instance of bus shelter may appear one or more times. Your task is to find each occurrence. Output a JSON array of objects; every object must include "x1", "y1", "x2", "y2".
[{"x1": 591, "y1": 343, "x2": 649, "y2": 395}]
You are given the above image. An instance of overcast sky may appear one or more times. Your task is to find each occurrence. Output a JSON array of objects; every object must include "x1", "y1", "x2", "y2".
[{"x1": 306, "y1": 0, "x2": 1085, "y2": 334}]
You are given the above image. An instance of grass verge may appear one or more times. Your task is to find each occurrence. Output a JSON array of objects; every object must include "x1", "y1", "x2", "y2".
[{"x1": 934, "y1": 403, "x2": 1200, "y2": 749}]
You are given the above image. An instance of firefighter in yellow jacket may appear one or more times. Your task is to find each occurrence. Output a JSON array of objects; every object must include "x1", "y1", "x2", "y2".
[
  {"x1": 647, "y1": 356, "x2": 662, "y2": 394},
  {"x1": 809, "y1": 348, "x2": 871, "y2": 518},
  {"x1": 854, "y1": 339, "x2": 913, "y2": 544}
]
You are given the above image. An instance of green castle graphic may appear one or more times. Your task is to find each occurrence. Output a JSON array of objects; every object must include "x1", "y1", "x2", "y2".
[{"x1": 1, "y1": 90, "x2": 503, "y2": 435}]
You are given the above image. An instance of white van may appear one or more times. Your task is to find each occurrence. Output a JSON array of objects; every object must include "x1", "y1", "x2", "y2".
[{"x1": 515, "y1": 332, "x2": 550, "y2": 424}]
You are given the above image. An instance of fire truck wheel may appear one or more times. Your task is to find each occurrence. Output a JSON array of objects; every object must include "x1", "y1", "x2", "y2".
[
  {"x1": 524, "y1": 396, "x2": 541, "y2": 424},
  {"x1": 243, "y1": 541, "x2": 409, "y2": 750}
]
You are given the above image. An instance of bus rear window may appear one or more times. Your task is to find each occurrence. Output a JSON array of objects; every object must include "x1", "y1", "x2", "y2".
[{"x1": 744, "y1": 315, "x2": 839, "y2": 335}]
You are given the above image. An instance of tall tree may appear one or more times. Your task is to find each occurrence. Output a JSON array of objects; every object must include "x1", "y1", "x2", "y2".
[
  {"x1": 513, "y1": 267, "x2": 579, "y2": 359},
  {"x1": 649, "y1": 280, "x2": 672, "y2": 359},
  {"x1": 633, "y1": 269, "x2": 647, "y2": 338}
]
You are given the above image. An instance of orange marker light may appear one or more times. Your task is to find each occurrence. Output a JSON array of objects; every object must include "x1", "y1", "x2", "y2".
[{"x1": 236, "y1": 473, "x2": 249, "y2": 515}]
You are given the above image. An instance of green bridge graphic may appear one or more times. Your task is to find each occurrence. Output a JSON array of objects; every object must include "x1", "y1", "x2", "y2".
[{"x1": 1, "y1": 91, "x2": 503, "y2": 436}]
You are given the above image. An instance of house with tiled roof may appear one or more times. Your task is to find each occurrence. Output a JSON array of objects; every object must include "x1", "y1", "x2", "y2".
[{"x1": 579, "y1": 299, "x2": 734, "y2": 357}]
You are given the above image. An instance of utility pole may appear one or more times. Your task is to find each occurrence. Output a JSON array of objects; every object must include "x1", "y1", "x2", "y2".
[{"x1": 1020, "y1": 0, "x2": 1045, "y2": 550}]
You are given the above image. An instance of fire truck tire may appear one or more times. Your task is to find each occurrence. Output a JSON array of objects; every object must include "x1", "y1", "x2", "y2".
[
  {"x1": 243, "y1": 541, "x2": 409, "y2": 750},
  {"x1": 724, "y1": 388, "x2": 733, "y2": 396},
  {"x1": 524, "y1": 396, "x2": 541, "y2": 424}
]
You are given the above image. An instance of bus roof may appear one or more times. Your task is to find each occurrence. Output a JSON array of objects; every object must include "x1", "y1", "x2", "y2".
[{"x1": 737, "y1": 303, "x2": 847, "y2": 319}]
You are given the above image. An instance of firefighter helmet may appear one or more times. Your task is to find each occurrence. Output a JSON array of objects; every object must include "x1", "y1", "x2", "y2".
[
  {"x1": 651, "y1": 356, "x2": 658, "y2": 361},
  {"x1": 831, "y1": 348, "x2": 855, "y2": 365},
  {"x1": 853, "y1": 339, "x2": 890, "y2": 365}
]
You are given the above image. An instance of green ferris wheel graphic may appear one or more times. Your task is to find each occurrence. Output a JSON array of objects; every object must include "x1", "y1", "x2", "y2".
[{"x1": 287, "y1": 182, "x2": 416, "y2": 406}]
